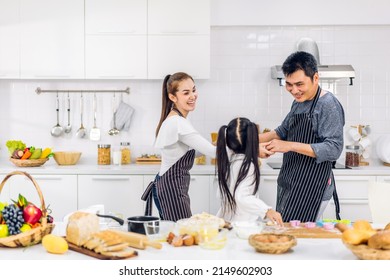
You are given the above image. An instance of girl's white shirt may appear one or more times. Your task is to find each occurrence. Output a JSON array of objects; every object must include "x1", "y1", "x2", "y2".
[
  {"x1": 216, "y1": 153, "x2": 271, "y2": 223},
  {"x1": 155, "y1": 115, "x2": 215, "y2": 176}
]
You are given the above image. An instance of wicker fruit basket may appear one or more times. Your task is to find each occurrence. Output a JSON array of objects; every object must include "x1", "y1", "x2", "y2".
[
  {"x1": 344, "y1": 243, "x2": 390, "y2": 260},
  {"x1": 9, "y1": 158, "x2": 49, "y2": 167},
  {"x1": 0, "y1": 171, "x2": 54, "y2": 247},
  {"x1": 249, "y1": 233, "x2": 297, "y2": 254}
]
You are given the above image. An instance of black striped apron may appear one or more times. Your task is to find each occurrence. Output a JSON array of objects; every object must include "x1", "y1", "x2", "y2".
[
  {"x1": 141, "y1": 149, "x2": 196, "y2": 222},
  {"x1": 276, "y1": 86, "x2": 340, "y2": 222}
]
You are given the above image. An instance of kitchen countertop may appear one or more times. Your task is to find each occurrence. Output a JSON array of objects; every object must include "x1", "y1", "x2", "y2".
[
  {"x1": 0, "y1": 223, "x2": 358, "y2": 260},
  {"x1": 1, "y1": 157, "x2": 390, "y2": 176}
]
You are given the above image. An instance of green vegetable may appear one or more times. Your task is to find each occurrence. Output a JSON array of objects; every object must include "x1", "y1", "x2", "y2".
[{"x1": 5, "y1": 140, "x2": 26, "y2": 155}]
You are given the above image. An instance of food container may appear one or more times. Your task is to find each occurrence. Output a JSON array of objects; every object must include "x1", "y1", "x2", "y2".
[
  {"x1": 345, "y1": 145, "x2": 360, "y2": 167},
  {"x1": 127, "y1": 216, "x2": 160, "y2": 235},
  {"x1": 53, "y1": 151, "x2": 82, "y2": 165},
  {"x1": 120, "y1": 142, "x2": 131, "y2": 164},
  {"x1": 248, "y1": 233, "x2": 297, "y2": 254},
  {"x1": 233, "y1": 221, "x2": 264, "y2": 239},
  {"x1": 97, "y1": 144, "x2": 111, "y2": 165}
]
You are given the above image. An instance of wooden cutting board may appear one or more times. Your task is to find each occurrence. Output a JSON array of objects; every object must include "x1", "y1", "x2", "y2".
[
  {"x1": 68, "y1": 243, "x2": 138, "y2": 260},
  {"x1": 135, "y1": 157, "x2": 161, "y2": 164},
  {"x1": 266, "y1": 223, "x2": 342, "y2": 239}
]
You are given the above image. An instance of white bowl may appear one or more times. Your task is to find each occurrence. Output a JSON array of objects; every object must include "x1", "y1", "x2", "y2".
[{"x1": 233, "y1": 221, "x2": 264, "y2": 239}]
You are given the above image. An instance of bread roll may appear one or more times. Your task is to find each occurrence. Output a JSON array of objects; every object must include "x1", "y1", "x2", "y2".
[
  {"x1": 341, "y1": 229, "x2": 371, "y2": 245},
  {"x1": 66, "y1": 211, "x2": 99, "y2": 246},
  {"x1": 353, "y1": 220, "x2": 373, "y2": 232},
  {"x1": 367, "y1": 230, "x2": 390, "y2": 249},
  {"x1": 384, "y1": 223, "x2": 390, "y2": 231}
]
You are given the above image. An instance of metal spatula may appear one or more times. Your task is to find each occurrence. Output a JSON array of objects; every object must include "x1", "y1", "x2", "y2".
[{"x1": 90, "y1": 93, "x2": 101, "y2": 141}]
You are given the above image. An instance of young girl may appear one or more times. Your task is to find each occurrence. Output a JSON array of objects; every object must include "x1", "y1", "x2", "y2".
[
  {"x1": 216, "y1": 117, "x2": 283, "y2": 225},
  {"x1": 141, "y1": 72, "x2": 215, "y2": 222}
]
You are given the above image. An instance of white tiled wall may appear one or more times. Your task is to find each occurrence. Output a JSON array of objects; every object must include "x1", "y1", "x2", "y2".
[{"x1": 1, "y1": 25, "x2": 390, "y2": 161}]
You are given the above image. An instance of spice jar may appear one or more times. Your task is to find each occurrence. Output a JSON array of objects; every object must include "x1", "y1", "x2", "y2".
[
  {"x1": 345, "y1": 145, "x2": 360, "y2": 167},
  {"x1": 120, "y1": 142, "x2": 131, "y2": 164},
  {"x1": 98, "y1": 144, "x2": 111, "y2": 165}
]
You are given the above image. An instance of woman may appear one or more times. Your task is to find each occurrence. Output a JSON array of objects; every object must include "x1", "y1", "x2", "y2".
[
  {"x1": 141, "y1": 72, "x2": 215, "y2": 222},
  {"x1": 216, "y1": 117, "x2": 283, "y2": 225}
]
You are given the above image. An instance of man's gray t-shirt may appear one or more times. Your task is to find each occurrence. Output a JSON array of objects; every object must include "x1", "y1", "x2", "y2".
[{"x1": 275, "y1": 91, "x2": 345, "y2": 200}]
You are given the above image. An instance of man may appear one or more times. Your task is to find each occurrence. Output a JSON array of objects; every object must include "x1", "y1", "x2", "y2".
[{"x1": 260, "y1": 51, "x2": 345, "y2": 222}]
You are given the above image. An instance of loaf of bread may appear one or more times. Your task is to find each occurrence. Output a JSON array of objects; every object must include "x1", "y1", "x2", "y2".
[
  {"x1": 367, "y1": 230, "x2": 390, "y2": 250},
  {"x1": 66, "y1": 211, "x2": 99, "y2": 246},
  {"x1": 384, "y1": 223, "x2": 390, "y2": 231}
]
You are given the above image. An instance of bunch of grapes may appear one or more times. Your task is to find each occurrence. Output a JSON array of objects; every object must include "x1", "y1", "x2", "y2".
[{"x1": 1, "y1": 204, "x2": 24, "y2": 235}]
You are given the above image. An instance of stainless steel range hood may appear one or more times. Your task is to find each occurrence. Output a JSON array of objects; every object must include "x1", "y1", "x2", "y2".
[{"x1": 271, "y1": 38, "x2": 355, "y2": 86}]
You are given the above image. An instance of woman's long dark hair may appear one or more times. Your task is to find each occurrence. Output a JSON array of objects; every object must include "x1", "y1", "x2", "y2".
[
  {"x1": 155, "y1": 72, "x2": 194, "y2": 137},
  {"x1": 216, "y1": 117, "x2": 260, "y2": 217}
]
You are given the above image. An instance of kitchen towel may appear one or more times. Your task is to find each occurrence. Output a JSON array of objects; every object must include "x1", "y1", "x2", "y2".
[{"x1": 112, "y1": 101, "x2": 135, "y2": 132}]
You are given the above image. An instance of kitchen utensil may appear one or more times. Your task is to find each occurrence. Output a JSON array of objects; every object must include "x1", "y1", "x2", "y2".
[
  {"x1": 89, "y1": 93, "x2": 101, "y2": 141},
  {"x1": 76, "y1": 93, "x2": 86, "y2": 138},
  {"x1": 53, "y1": 151, "x2": 82, "y2": 165},
  {"x1": 233, "y1": 221, "x2": 264, "y2": 239},
  {"x1": 51, "y1": 92, "x2": 64, "y2": 137},
  {"x1": 97, "y1": 214, "x2": 159, "y2": 235},
  {"x1": 110, "y1": 230, "x2": 162, "y2": 250},
  {"x1": 108, "y1": 93, "x2": 120, "y2": 136},
  {"x1": 67, "y1": 242, "x2": 138, "y2": 259},
  {"x1": 64, "y1": 92, "x2": 72, "y2": 134}
]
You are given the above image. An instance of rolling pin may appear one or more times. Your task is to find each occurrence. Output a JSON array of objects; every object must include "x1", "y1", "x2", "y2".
[{"x1": 109, "y1": 230, "x2": 162, "y2": 250}]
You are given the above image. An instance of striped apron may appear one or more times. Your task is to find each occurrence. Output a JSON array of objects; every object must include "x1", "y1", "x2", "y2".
[
  {"x1": 141, "y1": 149, "x2": 196, "y2": 222},
  {"x1": 276, "y1": 86, "x2": 341, "y2": 222}
]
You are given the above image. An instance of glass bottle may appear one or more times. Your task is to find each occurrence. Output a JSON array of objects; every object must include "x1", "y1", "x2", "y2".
[
  {"x1": 120, "y1": 142, "x2": 131, "y2": 164},
  {"x1": 97, "y1": 144, "x2": 111, "y2": 165},
  {"x1": 345, "y1": 145, "x2": 360, "y2": 167}
]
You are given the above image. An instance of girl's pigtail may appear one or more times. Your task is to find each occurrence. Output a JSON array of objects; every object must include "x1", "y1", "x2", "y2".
[
  {"x1": 156, "y1": 74, "x2": 172, "y2": 137},
  {"x1": 245, "y1": 122, "x2": 260, "y2": 194},
  {"x1": 216, "y1": 125, "x2": 236, "y2": 216}
]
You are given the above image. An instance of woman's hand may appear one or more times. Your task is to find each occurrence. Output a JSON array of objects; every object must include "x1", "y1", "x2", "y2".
[
  {"x1": 259, "y1": 141, "x2": 274, "y2": 158},
  {"x1": 265, "y1": 209, "x2": 284, "y2": 226}
]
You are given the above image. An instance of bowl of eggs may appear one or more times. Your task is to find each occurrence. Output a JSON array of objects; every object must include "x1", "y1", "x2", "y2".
[{"x1": 248, "y1": 233, "x2": 297, "y2": 254}]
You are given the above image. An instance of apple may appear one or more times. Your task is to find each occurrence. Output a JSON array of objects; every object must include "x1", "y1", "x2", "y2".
[
  {"x1": 20, "y1": 224, "x2": 32, "y2": 233},
  {"x1": 0, "y1": 224, "x2": 9, "y2": 237},
  {"x1": 23, "y1": 203, "x2": 42, "y2": 225}
]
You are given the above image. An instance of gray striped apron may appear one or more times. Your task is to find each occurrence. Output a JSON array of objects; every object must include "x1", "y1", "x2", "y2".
[
  {"x1": 141, "y1": 149, "x2": 196, "y2": 222},
  {"x1": 276, "y1": 86, "x2": 340, "y2": 222}
]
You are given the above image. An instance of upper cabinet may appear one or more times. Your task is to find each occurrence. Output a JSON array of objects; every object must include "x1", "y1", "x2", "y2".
[
  {"x1": 0, "y1": 0, "x2": 20, "y2": 79},
  {"x1": 20, "y1": 0, "x2": 84, "y2": 79},
  {"x1": 147, "y1": 0, "x2": 210, "y2": 79},
  {"x1": 85, "y1": 0, "x2": 147, "y2": 79}
]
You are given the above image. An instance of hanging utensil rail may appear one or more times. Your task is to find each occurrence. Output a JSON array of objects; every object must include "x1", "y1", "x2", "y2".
[{"x1": 35, "y1": 87, "x2": 130, "y2": 95}]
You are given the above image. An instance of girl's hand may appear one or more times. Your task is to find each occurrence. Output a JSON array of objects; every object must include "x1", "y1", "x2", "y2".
[
  {"x1": 265, "y1": 209, "x2": 284, "y2": 226},
  {"x1": 259, "y1": 141, "x2": 274, "y2": 158}
]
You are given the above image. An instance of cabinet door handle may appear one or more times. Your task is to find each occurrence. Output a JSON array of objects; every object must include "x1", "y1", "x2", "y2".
[
  {"x1": 330, "y1": 199, "x2": 368, "y2": 205},
  {"x1": 96, "y1": 30, "x2": 136, "y2": 34},
  {"x1": 98, "y1": 75, "x2": 135, "y2": 78},
  {"x1": 160, "y1": 30, "x2": 197, "y2": 34},
  {"x1": 24, "y1": 176, "x2": 62, "y2": 181},
  {"x1": 33, "y1": 75, "x2": 71, "y2": 78},
  {"x1": 91, "y1": 176, "x2": 130, "y2": 181}
]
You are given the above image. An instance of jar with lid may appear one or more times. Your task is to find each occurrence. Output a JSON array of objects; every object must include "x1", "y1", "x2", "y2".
[
  {"x1": 120, "y1": 142, "x2": 131, "y2": 164},
  {"x1": 345, "y1": 145, "x2": 360, "y2": 167},
  {"x1": 98, "y1": 144, "x2": 111, "y2": 165}
]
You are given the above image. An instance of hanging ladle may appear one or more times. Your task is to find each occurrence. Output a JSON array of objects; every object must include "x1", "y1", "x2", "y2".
[
  {"x1": 76, "y1": 92, "x2": 87, "y2": 138},
  {"x1": 51, "y1": 92, "x2": 64, "y2": 137},
  {"x1": 64, "y1": 92, "x2": 72, "y2": 133},
  {"x1": 108, "y1": 93, "x2": 120, "y2": 136}
]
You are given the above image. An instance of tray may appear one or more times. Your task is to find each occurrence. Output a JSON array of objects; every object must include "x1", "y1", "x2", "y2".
[
  {"x1": 136, "y1": 157, "x2": 161, "y2": 164},
  {"x1": 68, "y1": 242, "x2": 138, "y2": 260}
]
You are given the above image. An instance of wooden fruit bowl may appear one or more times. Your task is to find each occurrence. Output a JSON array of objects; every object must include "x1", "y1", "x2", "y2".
[{"x1": 9, "y1": 157, "x2": 49, "y2": 167}]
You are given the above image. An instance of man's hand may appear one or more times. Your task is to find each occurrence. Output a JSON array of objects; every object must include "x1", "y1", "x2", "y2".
[
  {"x1": 259, "y1": 141, "x2": 274, "y2": 158},
  {"x1": 265, "y1": 139, "x2": 292, "y2": 153}
]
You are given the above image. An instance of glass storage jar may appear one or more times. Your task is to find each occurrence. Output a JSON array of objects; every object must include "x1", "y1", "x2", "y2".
[
  {"x1": 98, "y1": 144, "x2": 111, "y2": 165},
  {"x1": 345, "y1": 145, "x2": 360, "y2": 167},
  {"x1": 120, "y1": 142, "x2": 131, "y2": 164}
]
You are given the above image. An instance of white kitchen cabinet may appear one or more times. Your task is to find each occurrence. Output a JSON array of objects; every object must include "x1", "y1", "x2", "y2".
[
  {"x1": 8, "y1": 174, "x2": 77, "y2": 223},
  {"x1": 322, "y1": 176, "x2": 375, "y2": 222},
  {"x1": 85, "y1": 0, "x2": 147, "y2": 35},
  {"x1": 0, "y1": 0, "x2": 19, "y2": 79},
  {"x1": 20, "y1": 0, "x2": 84, "y2": 79},
  {"x1": 148, "y1": 36, "x2": 210, "y2": 79},
  {"x1": 148, "y1": 0, "x2": 210, "y2": 35},
  {"x1": 85, "y1": 35, "x2": 147, "y2": 79},
  {"x1": 376, "y1": 176, "x2": 390, "y2": 184},
  {"x1": 209, "y1": 175, "x2": 219, "y2": 215},
  {"x1": 85, "y1": 0, "x2": 147, "y2": 79},
  {"x1": 147, "y1": 0, "x2": 210, "y2": 79},
  {"x1": 78, "y1": 175, "x2": 144, "y2": 217},
  {"x1": 142, "y1": 174, "x2": 210, "y2": 218}
]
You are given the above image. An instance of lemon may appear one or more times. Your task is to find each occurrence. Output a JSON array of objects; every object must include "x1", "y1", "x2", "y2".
[
  {"x1": 20, "y1": 224, "x2": 32, "y2": 233},
  {"x1": 42, "y1": 234, "x2": 68, "y2": 254}
]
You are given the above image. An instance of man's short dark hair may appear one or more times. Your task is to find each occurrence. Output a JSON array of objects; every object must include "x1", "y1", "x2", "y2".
[{"x1": 281, "y1": 51, "x2": 318, "y2": 80}]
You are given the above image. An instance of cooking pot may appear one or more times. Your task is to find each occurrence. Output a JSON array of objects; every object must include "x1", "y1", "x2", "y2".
[{"x1": 96, "y1": 214, "x2": 159, "y2": 234}]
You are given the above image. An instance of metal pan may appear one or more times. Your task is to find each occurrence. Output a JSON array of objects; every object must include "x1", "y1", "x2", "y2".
[{"x1": 96, "y1": 214, "x2": 159, "y2": 234}]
